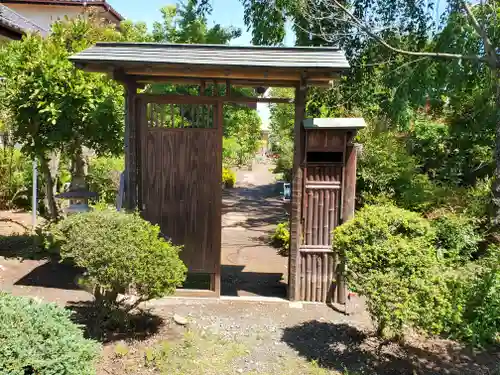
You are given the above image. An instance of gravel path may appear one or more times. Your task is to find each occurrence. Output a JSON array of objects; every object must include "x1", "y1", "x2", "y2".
[{"x1": 144, "y1": 298, "x2": 499, "y2": 375}]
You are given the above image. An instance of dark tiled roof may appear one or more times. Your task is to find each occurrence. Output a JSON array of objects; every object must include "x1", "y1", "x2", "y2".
[
  {"x1": 70, "y1": 42, "x2": 350, "y2": 70},
  {"x1": 1, "y1": 0, "x2": 123, "y2": 21},
  {"x1": 0, "y1": 4, "x2": 48, "y2": 36}
]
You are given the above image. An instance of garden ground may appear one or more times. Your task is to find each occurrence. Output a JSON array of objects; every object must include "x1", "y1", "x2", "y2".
[{"x1": 0, "y1": 164, "x2": 499, "y2": 374}]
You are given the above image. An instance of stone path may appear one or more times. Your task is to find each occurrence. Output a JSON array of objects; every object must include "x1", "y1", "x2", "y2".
[{"x1": 221, "y1": 161, "x2": 289, "y2": 298}]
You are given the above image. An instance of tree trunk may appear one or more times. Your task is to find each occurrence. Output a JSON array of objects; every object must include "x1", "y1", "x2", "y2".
[
  {"x1": 493, "y1": 66, "x2": 500, "y2": 227},
  {"x1": 39, "y1": 156, "x2": 59, "y2": 221}
]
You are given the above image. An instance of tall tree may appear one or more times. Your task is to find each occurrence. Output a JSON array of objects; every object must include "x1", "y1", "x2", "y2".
[
  {"x1": 242, "y1": 0, "x2": 500, "y2": 221},
  {"x1": 0, "y1": 17, "x2": 126, "y2": 219}
]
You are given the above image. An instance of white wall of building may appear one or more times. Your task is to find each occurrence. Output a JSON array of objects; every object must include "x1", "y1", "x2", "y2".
[{"x1": 5, "y1": 3, "x2": 117, "y2": 31}]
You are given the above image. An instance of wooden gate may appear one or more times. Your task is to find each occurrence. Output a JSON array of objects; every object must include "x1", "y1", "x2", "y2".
[{"x1": 138, "y1": 95, "x2": 223, "y2": 294}]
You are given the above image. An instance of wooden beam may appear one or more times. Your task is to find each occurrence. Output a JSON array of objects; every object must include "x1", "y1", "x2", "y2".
[
  {"x1": 122, "y1": 74, "x2": 332, "y2": 88},
  {"x1": 137, "y1": 93, "x2": 293, "y2": 104},
  {"x1": 288, "y1": 81, "x2": 307, "y2": 301}
]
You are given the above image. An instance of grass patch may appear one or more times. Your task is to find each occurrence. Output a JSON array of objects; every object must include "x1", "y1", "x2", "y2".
[{"x1": 144, "y1": 330, "x2": 248, "y2": 375}]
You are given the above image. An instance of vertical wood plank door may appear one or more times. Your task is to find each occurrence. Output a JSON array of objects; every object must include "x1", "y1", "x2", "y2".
[{"x1": 140, "y1": 100, "x2": 222, "y2": 276}]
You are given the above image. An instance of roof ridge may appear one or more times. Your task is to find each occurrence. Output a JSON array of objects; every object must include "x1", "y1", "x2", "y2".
[
  {"x1": 0, "y1": 3, "x2": 48, "y2": 34},
  {"x1": 1, "y1": 0, "x2": 124, "y2": 21},
  {"x1": 94, "y1": 42, "x2": 342, "y2": 51}
]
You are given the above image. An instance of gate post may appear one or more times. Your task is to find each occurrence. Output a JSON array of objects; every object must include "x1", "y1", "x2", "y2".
[
  {"x1": 124, "y1": 81, "x2": 139, "y2": 210},
  {"x1": 288, "y1": 82, "x2": 307, "y2": 301}
]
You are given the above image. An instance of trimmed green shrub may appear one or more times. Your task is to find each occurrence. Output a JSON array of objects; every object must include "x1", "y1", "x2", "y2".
[
  {"x1": 86, "y1": 156, "x2": 124, "y2": 204},
  {"x1": 270, "y1": 222, "x2": 290, "y2": 257},
  {"x1": 50, "y1": 210, "x2": 187, "y2": 308},
  {"x1": 222, "y1": 168, "x2": 236, "y2": 188},
  {"x1": 0, "y1": 293, "x2": 99, "y2": 375},
  {"x1": 332, "y1": 204, "x2": 450, "y2": 339}
]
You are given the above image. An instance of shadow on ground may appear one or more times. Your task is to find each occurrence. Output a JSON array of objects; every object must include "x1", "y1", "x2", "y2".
[
  {"x1": 0, "y1": 233, "x2": 48, "y2": 260},
  {"x1": 68, "y1": 301, "x2": 164, "y2": 343},
  {"x1": 282, "y1": 321, "x2": 500, "y2": 375},
  {"x1": 221, "y1": 264, "x2": 287, "y2": 298},
  {"x1": 14, "y1": 260, "x2": 83, "y2": 290},
  {"x1": 222, "y1": 183, "x2": 288, "y2": 232}
]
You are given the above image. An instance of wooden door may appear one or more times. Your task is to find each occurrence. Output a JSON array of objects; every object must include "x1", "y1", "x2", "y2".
[{"x1": 139, "y1": 97, "x2": 222, "y2": 278}]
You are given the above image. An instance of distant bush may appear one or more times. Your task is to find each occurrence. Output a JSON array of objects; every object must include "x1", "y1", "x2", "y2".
[
  {"x1": 222, "y1": 168, "x2": 236, "y2": 188},
  {"x1": 332, "y1": 204, "x2": 452, "y2": 339},
  {"x1": 270, "y1": 222, "x2": 290, "y2": 257},
  {"x1": 86, "y1": 156, "x2": 124, "y2": 203},
  {"x1": 430, "y1": 212, "x2": 480, "y2": 263},
  {"x1": 0, "y1": 293, "x2": 99, "y2": 375},
  {"x1": 222, "y1": 137, "x2": 241, "y2": 168},
  {"x1": 50, "y1": 210, "x2": 187, "y2": 308},
  {"x1": 273, "y1": 137, "x2": 293, "y2": 182},
  {"x1": 0, "y1": 147, "x2": 32, "y2": 209}
]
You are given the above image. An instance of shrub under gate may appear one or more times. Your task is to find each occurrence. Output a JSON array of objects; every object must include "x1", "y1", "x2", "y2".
[{"x1": 49, "y1": 210, "x2": 187, "y2": 308}]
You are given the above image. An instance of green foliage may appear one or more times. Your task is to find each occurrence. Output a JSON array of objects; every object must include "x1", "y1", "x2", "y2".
[
  {"x1": 332, "y1": 204, "x2": 448, "y2": 338},
  {"x1": 50, "y1": 210, "x2": 187, "y2": 307},
  {"x1": 86, "y1": 156, "x2": 124, "y2": 203},
  {"x1": 222, "y1": 137, "x2": 241, "y2": 168},
  {"x1": 0, "y1": 147, "x2": 32, "y2": 209},
  {"x1": 152, "y1": 1, "x2": 241, "y2": 44},
  {"x1": 0, "y1": 293, "x2": 100, "y2": 375},
  {"x1": 0, "y1": 18, "x2": 125, "y2": 161},
  {"x1": 222, "y1": 168, "x2": 236, "y2": 188},
  {"x1": 458, "y1": 250, "x2": 500, "y2": 347},
  {"x1": 224, "y1": 106, "x2": 262, "y2": 166},
  {"x1": 270, "y1": 222, "x2": 290, "y2": 257},
  {"x1": 268, "y1": 88, "x2": 294, "y2": 181},
  {"x1": 430, "y1": 212, "x2": 480, "y2": 263},
  {"x1": 273, "y1": 138, "x2": 293, "y2": 182}
]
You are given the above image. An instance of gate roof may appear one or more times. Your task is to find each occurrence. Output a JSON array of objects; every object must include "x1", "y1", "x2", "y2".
[{"x1": 70, "y1": 42, "x2": 350, "y2": 85}]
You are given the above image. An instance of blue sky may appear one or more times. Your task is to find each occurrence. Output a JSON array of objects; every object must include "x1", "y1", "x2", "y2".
[
  {"x1": 106, "y1": 0, "x2": 279, "y2": 127},
  {"x1": 107, "y1": 0, "x2": 257, "y2": 46}
]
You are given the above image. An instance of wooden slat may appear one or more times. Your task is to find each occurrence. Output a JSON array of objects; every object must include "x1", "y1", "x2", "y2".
[
  {"x1": 311, "y1": 253, "x2": 317, "y2": 302},
  {"x1": 318, "y1": 189, "x2": 324, "y2": 245},
  {"x1": 141, "y1": 126, "x2": 221, "y2": 274}
]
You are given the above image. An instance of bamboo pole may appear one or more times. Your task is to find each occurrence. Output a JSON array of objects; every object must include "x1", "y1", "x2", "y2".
[
  {"x1": 311, "y1": 254, "x2": 317, "y2": 302},
  {"x1": 312, "y1": 191, "x2": 318, "y2": 245},
  {"x1": 324, "y1": 189, "x2": 331, "y2": 245},
  {"x1": 318, "y1": 189, "x2": 324, "y2": 245},
  {"x1": 322, "y1": 252, "x2": 328, "y2": 302},
  {"x1": 306, "y1": 191, "x2": 313, "y2": 244},
  {"x1": 316, "y1": 255, "x2": 321, "y2": 302},
  {"x1": 300, "y1": 254, "x2": 306, "y2": 300}
]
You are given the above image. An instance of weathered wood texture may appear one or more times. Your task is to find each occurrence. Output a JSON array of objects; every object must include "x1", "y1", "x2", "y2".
[
  {"x1": 298, "y1": 165, "x2": 342, "y2": 302},
  {"x1": 288, "y1": 84, "x2": 307, "y2": 301},
  {"x1": 299, "y1": 252, "x2": 337, "y2": 302},
  {"x1": 124, "y1": 82, "x2": 139, "y2": 210},
  {"x1": 306, "y1": 131, "x2": 345, "y2": 152},
  {"x1": 140, "y1": 100, "x2": 222, "y2": 278},
  {"x1": 336, "y1": 143, "x2": 359, "y2": 304}
]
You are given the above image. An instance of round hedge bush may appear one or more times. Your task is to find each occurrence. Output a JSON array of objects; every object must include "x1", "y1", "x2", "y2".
[
  {"x1": 51, "y1": 210, "x2": 187, "y2": 306},
  {"x1": 0, "y1": 293, "x2": 100, "y2": 375},
  {"x1": 332, "y1": 204, "x2": 451, "y2": 339}
]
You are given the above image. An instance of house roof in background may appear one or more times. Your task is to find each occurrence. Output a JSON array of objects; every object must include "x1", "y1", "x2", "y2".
[
  {"x1": 1, "y1": 0, "x2": 124, "y2": 21},
  {"x1": 0, "y1": 3, "x2": 48, "y2": 36}
]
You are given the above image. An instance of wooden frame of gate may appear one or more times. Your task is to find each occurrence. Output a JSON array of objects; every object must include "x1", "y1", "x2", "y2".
[{"x1": 70, "y1": 43, "x2": 352, "y2": 300}]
